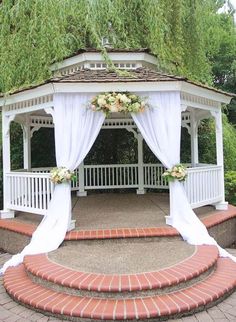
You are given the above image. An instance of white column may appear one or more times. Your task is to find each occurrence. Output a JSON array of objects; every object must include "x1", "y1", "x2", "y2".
[
  {"x1": 77, "y1": 161, "x2": 87, "y2": 197},
  {"x1": 190, "y1": 110, "x2": 199, "y2": 167},
  {"x1": 136, "y1": 131, "x2": 145, "y2": 194},
  {"x1": 212, "y1": 108, "x2": 228, "y2": 210},
  {"x1": 0, "y1": 112, "x2": 15, "y2": 218},
  {"x1": 22, "y1": 117, "x2": 31, "y2": 170}
]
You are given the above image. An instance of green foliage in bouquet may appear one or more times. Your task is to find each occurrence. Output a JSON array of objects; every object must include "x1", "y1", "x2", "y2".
[{"x1": 162, "y1": 164, "x2": 187, "y2": 183}]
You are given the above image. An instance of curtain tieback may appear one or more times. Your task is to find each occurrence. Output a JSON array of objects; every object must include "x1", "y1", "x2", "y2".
[{"x1": 162, "y1": 164, "x2": 187, "y2": 182}]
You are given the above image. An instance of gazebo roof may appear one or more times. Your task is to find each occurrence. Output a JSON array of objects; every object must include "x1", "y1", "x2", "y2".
[
  {"x1": 3, "y1": 67, "x2": 234, "y2": 99},
  {"x1": 52, "y1": 67, "x2": 186, "y2": 83},
  {"x1": 52, "y1": 68, "x2": 236, "y2": 98},
  {"x1": 0, "y1": 48, "x2": 235, "y2": 108}
]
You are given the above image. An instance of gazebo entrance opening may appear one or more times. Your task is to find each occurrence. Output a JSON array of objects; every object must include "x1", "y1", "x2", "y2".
[{"x1": 6, "y1": 109, "x2": 223, "y2": 222}]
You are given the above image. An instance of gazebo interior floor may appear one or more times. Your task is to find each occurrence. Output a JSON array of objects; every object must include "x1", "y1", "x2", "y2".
[{"x1": 15, "y1": 192, "x2": 217, "y2": 230}]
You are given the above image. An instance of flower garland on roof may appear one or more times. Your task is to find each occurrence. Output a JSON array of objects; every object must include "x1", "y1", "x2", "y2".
[{"x1": 90, "y1": 92, "x2": 148, "y2": 116}]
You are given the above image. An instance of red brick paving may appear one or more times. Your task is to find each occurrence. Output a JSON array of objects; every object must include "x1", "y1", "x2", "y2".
[
  {"x1": 24, "y1": 245, "x2": 218, "y2": 293},
  {"x1": 3, "y1": 258, "x2": 236, "y2": 320},
  {"x1": 0, "y1": 205, "x2": 235, "y2": 241}
]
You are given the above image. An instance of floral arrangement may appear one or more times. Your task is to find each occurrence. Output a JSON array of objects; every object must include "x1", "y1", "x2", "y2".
[
  {"x1": 50, "y1": 167, "x2": 76, "y2": 184},
  {"x1": 90, "y1": 92, "x2": 148, "y2": 116},
  {"x1": 162, "y1": 164, "x2": 187, "y2": 182}
]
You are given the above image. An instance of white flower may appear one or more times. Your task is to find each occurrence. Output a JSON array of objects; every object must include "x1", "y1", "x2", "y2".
[
  {"x1": 97, "y1": 97, "x2": 106, "y2": 106},
  {"x1": 119, "y1": 94, "x2": 131, "y2": 103},
  {"x1": 50, "y1": 167, "x2": 75, "y2": 184},
  {"x1": 109, "y1": 104, "x2": 119, "y2": 113}
]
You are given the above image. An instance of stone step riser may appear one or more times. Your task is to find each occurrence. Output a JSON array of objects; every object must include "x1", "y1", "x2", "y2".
[
  {"x1": 63, "y1": 236, "x2": 182, "y2": 246},
  {"x1": 7, "y1": 291, "x2": 236, "y2": 322},
  {"x1": 23, "y1": 246, "x2": 219, "y2": 298},
  {"x1": 27, "y1": 265, "x2": 216, "y2": 299},
  {"x1": 4, "y1": 259, "x2": 236, "y2": 322}
]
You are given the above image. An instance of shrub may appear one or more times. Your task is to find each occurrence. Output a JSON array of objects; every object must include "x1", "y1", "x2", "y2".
[{"x1": 225, "y1": 171, "x2": 236, "y2": 205}]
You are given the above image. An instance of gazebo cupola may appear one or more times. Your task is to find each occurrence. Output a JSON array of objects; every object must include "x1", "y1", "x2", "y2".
[
  {"x1": 50, "y1": 48, "x2": 158, "y2": 75},
  {"x1": 0, "y1": 48, "x2": 233, "y2": 229}
]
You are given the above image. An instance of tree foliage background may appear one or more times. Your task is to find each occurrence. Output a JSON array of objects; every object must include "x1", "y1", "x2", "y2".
[{"x1": 0, "y1": 0, "x2": 236, "y2": 206}]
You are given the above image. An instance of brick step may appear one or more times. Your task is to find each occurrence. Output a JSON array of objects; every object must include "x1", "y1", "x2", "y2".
[
  {"x1": 0, "y1": 204, "x2": 236, "y2": 243},
  {"x1": 23, "y1": 246, "x2": 218, "y2": 298},
  {"x1": 4, "y1": 258, "x2": 236, "y2": 321}
]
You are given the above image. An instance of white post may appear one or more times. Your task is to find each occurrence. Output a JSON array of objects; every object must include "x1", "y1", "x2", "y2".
[
  {"x1": 77, "y1": 161, "x2": 87, "y2": 197},
  {"x1": 22, "y1": 116, "x2": 31, "y2": 170},
  {"x1": 136, "y1": 132, "x2": 145, "y2": 194},
  {"x1": 0, "y1": 112, "x2": 15, "y2": 218},
  {"x1": 190, "y1": 110, "x2": 199, "y2": 167},
  {"x1": 212, "y1": 108, "x2": 228, "y2": 210}
]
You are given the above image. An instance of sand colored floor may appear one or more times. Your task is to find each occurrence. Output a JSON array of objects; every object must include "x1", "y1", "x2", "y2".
[
  {"x1": 49, "y1": 239, "x2": 194, "y2": 274},
  {"x1": 16, "y1": 192, "x2": 217, "y2": 230}
]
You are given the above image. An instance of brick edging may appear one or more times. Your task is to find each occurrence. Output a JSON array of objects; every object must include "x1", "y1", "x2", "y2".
[
  {"x1": 0, "y1": 205, "x2": 235, "y2": 241},
  {"x1": 24, "y1": 245, "x2": 218, "y2": 293},
  {"x1": 4, "y1": 258, "x2": 236, "y2": 320}
]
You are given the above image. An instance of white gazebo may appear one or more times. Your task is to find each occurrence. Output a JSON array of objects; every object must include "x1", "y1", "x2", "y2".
[{"x1": 0, "y1": 48, "x2": 233, "y2": 231}]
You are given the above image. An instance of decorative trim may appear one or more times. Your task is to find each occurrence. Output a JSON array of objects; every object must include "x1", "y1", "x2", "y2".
[
  {"x1": 30, "y1": 115, "x2": 54, "y2": 128},
  {"x1": 58, "y1": 64, "x2": 84, "y2": 76},
  {"x1": 50, "y1": 52, "x2": 157, "y2": 72},
  {"x1": 89, "y1": 62, "x2": 138, "y2": 70},
  {"x1": 3, "y1": 115, "x2": 16, "y2": 136},
  {"x1": 28, "y1": 115, "x2": 191, "y2": 131},
  {"x1": 181, "y1": 111, "x2": 191, "y2": 132},
  {"x1": 181, "y1": 92, "x2": 219, "y2": 109},
  {"x1": 4, "y1": 94, "x2": 53, "y2": 113}
]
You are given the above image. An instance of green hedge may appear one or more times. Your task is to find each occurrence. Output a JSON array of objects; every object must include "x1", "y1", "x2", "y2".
[{"x1": 225, "y1": 171, "x2": 236, "y2": 206}]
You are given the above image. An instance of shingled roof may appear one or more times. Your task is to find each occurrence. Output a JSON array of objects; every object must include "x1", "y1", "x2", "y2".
[
  {"x1": 1, "y1": 67, "x2": 235, "y2": 98},
  {"x1": 52, "y1": 67, "x2": 186, "y2": 83}
]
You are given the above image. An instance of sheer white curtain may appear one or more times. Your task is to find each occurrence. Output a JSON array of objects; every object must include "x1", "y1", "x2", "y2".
[
  {"x1": 0, "y1": 93, "x2": 105, "y2": 274},
  {"x1": 132, "y1": 91, "x2": 236, "y2": 261}
]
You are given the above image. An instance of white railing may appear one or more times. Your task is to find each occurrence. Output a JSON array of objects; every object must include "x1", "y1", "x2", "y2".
[
  {"x1": 143, "y1": 164, "x2": 168, "y2": 189},
  {"x1": 31, "y1": 167, "x2": 79, "y2": 191},
  {"x1": 143, "y1": 163, "x2": 222, "y2": 208},
  {"x1": 6, "y1": 164, "x2": 223, "y2": 214},
  {"x1": 184, "y1": 165, "x2": 222, "y2": 208},
  {"x1": 6, "y1": 172, "x2": 54, "y2": 215},
  {"x1": 84, "y1": 164, "x2": 139, "y2": 189}
]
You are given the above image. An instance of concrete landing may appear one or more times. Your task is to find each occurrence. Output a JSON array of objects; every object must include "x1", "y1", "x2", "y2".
[
  {"x1": 48, "y1": 240, "x2": 194, "y2": 274},
  {"x1": 15, "y1": 192, "x2": 217, "y2": 230}
]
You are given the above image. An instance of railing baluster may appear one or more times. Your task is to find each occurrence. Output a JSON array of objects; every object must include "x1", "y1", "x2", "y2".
[
  {"x1": 42, "y1": 178, "x2": 46, "y2": 210},
  {"x1": 17, "y1": 176, "x2": 20, "y2": 206},
  {"x1": 24, "y1": 177, "x2": 27, "y2": 206},
  {"x1": 46, "y1": 177, "x2": 50, "y2": 209},
  {"x1": 31, "y1": 177, "x2": 35, "y2": 209}
]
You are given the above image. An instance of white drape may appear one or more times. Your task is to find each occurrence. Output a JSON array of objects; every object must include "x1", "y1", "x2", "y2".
[
  {"x1": 132, "y1": 91, "x2": 236, "y2": 261},
  {"x1": 0, "y1": 93, "x2": 105, "y2": 274}
]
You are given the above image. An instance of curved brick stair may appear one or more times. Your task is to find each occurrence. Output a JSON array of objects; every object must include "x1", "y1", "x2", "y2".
[
  {"x1": 24, "y1": 246, "x2": 218, "y2": 298},
  {"x1": 3, "y1": 245, "x2": 236, "y2": 321}
]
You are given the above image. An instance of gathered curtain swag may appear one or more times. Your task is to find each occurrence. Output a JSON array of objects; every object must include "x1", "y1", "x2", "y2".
[{"x1": 0, "y1": 93, "x2": 105, "y2": 274}]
